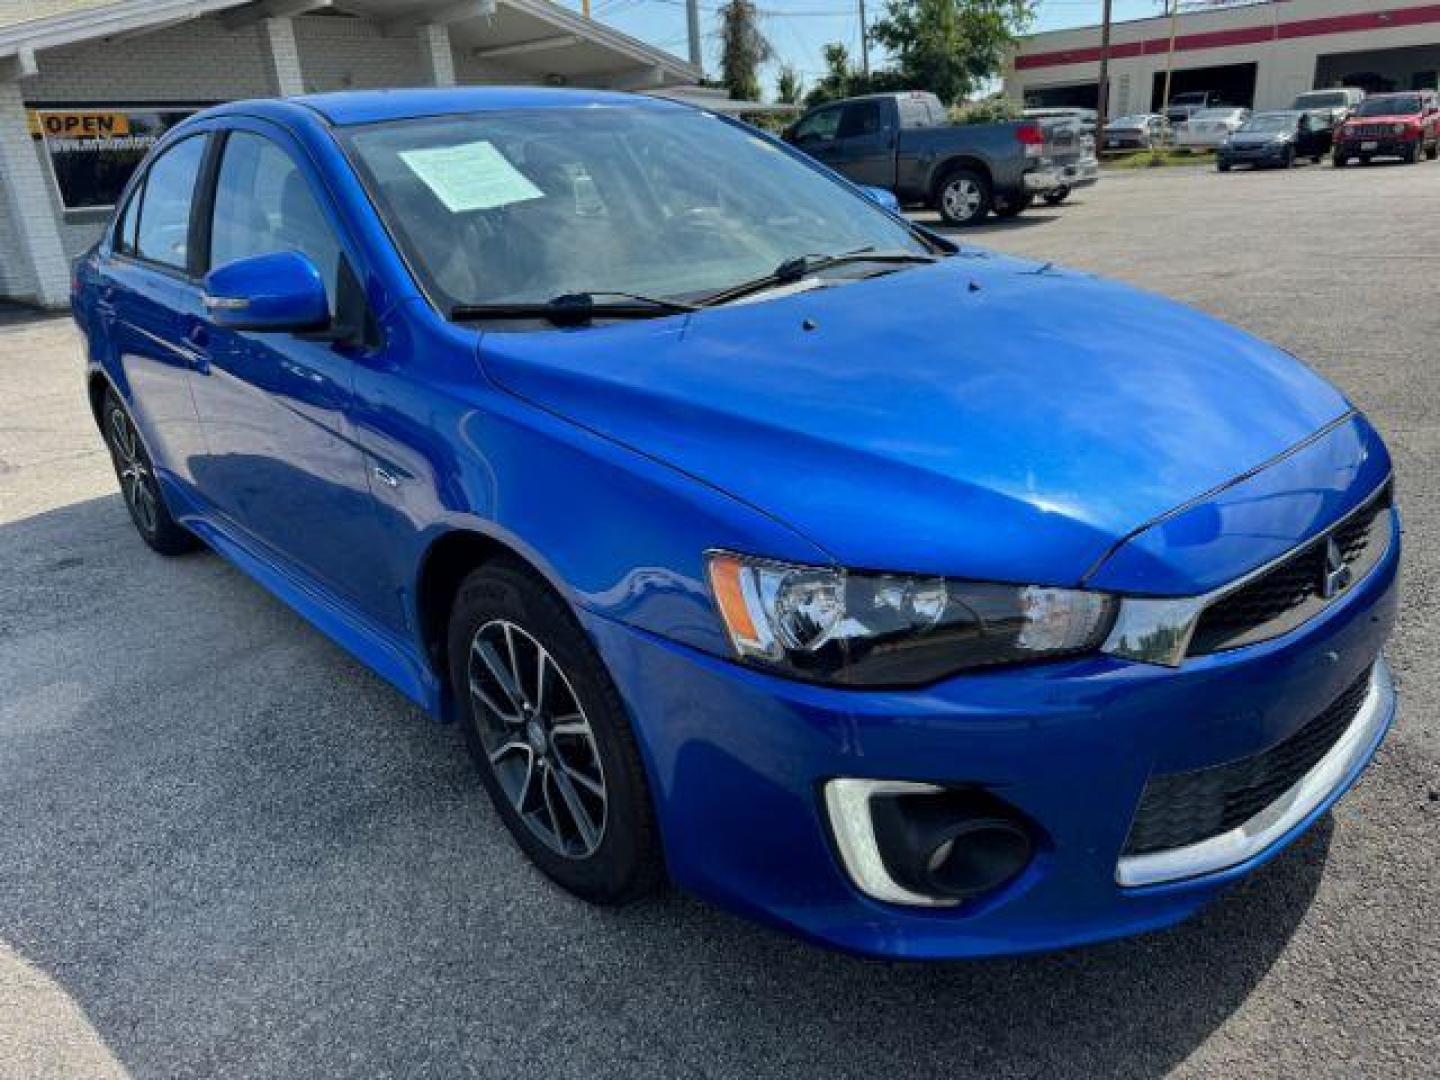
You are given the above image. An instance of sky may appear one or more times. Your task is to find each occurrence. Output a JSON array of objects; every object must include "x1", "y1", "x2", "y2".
[{"x1": 592, "y1": 1, "x2": 1170, "y2": 99}]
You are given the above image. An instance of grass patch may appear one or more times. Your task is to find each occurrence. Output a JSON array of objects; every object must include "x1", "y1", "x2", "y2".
[{"x1": 1103, "y1": 149, "x2": 1216, "y2": 169}]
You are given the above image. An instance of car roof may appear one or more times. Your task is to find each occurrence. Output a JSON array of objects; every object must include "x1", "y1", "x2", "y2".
[{"x1": 200, "y1": 87, "x2": 688, "y2": 129}]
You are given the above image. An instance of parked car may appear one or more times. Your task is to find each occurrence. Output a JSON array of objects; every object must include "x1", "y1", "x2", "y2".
[
  {"x1": 784, "y1": 91, "x2": 1096, "y2": 226},
  {"x1": 1164, "y1": 90, "x2": 1230, "y2": 126},
  {"x1": 1333, "y1": 91, "x2": 1440, "y2": 165},
  {"x1": 1102, "y1": 113, "x2": 1170, "y2": 151},
  {"x1": 1217, "y1": 110, "x2": 1335, "y2": 170},
  {"x1": 73, "y1": 87, "x2": 1400, "y2": 961},
  {"x1": 1175, "y1": 107, "x2": 1250, "y2": 150},
  {"x1": 1292, "y1": 87, "x2": 1365, "y2": 125}
]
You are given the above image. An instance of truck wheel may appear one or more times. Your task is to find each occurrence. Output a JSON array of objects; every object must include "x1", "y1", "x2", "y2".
[
  {"x1": 1042, "y1": 186, "x2": 1070, "y2": 206},
  {"x1": 936, "y1": 169, "x2": 991, "y2": 227},
  {"x1": 1332, "y1": 151, "x2": 1346, "y2": 167},
  {"x1": 992, "y1": 193, "x2": 1033, "y2": 219},
  {"x1": 1427, "y1": 141, "x2": 1438, "y2": 161}
]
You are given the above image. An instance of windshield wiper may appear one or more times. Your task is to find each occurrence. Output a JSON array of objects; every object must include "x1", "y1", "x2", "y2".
[
  {"x1": 699, "y1": 247, "x2": 939, "y2": 306},
  {"x1": 451, "y1": 290, "x2": 699, "y2": 326}
]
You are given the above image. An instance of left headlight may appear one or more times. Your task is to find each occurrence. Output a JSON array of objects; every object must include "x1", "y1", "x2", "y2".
[{"x1": 705, "y1": 551, "x2": 1116, "y2": 687}]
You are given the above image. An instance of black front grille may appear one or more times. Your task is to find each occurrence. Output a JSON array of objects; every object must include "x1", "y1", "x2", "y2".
[
  {"x1": 1122, "y1": 667, "x2": 1373, "y2": 858},
  {"x1": 1188, "y1": 484, "x2": 1392, "y2": 656},
  {"x1": 1349, "y1": 123, "x2": 1397, "y2": 138}
]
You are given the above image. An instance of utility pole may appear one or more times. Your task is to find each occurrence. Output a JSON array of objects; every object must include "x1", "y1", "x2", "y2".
[
  {"x1": 858, "y1": 0, "x2": 870, "y2": 79},
  {"x1": 686, "y1": 0, "x2": 703, "y2": 74},
  {"x1": 1160, "y1": 0, "x2": 1180, "y2": 118},
  {"x1": 1096, "y1": 0, "x2": 1113, "y2": 145}
]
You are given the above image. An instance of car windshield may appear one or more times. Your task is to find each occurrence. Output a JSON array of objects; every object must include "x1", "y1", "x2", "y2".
[
  {"x1": 340, "y1": 106, "x2": 931, "y2": 315},
  {"x1": 1356, "y1": 95, "x2": 1422, "y2": 116},
  {"x1": 1241, "y1": 114, "x2": 1296, "y2": 132},
  {"x1": 1295, "y1": 92, "x2": 1347, "y2": 109},
  {"x1": 1195, "y1": 109, "x2": 1241, "y2": 121}
]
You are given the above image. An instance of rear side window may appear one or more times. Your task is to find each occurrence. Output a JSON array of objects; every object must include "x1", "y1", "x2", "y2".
[
  {"x1": 838, "y1": 101, "x2": 883, "y2": 139},
  {"x1": 134, "y1": 135, "x2": 207, "y2": 271},
  {"x1": 209, "y1": 130, "x2": 342, "y2": 307}
]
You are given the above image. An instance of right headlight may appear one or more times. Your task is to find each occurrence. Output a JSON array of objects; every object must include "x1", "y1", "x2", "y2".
[{"x1": 705, "y1": 551, "x2": 1116, "y2": 687}]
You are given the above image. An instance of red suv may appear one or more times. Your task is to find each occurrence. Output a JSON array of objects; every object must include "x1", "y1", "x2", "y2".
[{"x1": 1333, "y1": 91, "x2": 1439, "y2": 165}]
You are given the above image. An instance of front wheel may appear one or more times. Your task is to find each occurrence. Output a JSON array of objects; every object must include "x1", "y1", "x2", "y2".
[
  {"x1": 1217, "y1": 161, "x2": 1231, "y2": 172},
  {"x1": 935, "y1": 168, "x2": 991, "y2": 227},
  {"x1": 1427, "y1": 141, "x2": 1438, "y2": 161},
  {"x1": 101, "y1": 390, "x2": 197, "y2": 555},
  {"x1": 448, "y1": 560, "x2": 663, "y2": 905},
  {"x1": 1042, "y1": 185, "x2": 1071, "y2": 206},
  {"x1": 1332, "y1": 151, "x2": 1347, "y2": 168}
]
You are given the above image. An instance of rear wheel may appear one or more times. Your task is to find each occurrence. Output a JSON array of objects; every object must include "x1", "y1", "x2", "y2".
[
  {"x1": 101, "y1": 390, "x2": 197, "y2": 555},
  {"x1": 447, "y1": 560, "x2": 663, "y2": 905},
  {"x1": 1427, "y1": 141, "x2": 1438, "y2": 161},
  {"x1": 1332, "y1": 151, "x2": 1347, "y2": 167},
  {"x1": 1042, "y1": 186, "x2": 1070, "y2": 206},
  {"x1": 1217, "y1": 161, "x2": 1231, "y2": 172},
  {"x1": 935, "y1": 168, "x2": 991, "y2": 227}
]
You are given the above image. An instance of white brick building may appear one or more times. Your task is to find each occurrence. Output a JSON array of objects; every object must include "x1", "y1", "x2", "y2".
[
  {"x1": 0, "y1": 0, "x2": 697, "y2": 308},
  {"x1": 1005, "y1": 1, "x2": 1440, "y2": 117}
]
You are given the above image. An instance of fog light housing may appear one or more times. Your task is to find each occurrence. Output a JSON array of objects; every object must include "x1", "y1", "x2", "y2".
[{"x1": 823, "y1": 780, "x2": 1035, "y2": 907}]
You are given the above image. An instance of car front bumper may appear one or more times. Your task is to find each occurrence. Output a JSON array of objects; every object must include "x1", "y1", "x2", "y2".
[
  {"x1": 1336, "y1": 137, "x2": 1417, "y2": 158},
  {"x1": 580, "y1": 513, "x2": 1399, "y2": 960},
  {"x1": 1218, "y1": 144, "x2": 1294, "y2": 165}
]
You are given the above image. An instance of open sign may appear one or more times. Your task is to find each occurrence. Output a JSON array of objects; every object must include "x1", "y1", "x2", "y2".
[{"x1": 27, "y1": 111, "x2": 131, "y2": 137}]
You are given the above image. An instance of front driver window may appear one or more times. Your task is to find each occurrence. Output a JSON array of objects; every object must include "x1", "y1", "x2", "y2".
[
  {"x1": 794, "y1": 108, "x2": 840, "y2": 143},
  {"x1": 209, "y1": 130, "x2": 343, "y2": 309},
  {"x1": 134, "y1": 135, "x2": 207, "y2": 271}
]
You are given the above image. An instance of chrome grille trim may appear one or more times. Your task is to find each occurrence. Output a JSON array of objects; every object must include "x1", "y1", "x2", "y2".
[{"x1": 1102, "y1": 478, "x2": 1394, "y2": 667}]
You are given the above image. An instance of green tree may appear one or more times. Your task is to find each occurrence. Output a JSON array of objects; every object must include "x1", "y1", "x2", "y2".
[
  {"x1": 804, "y1": 42, "x2": 858, "y2": 107},
  {"x1": 776, "y1": 64, "x2": 804, "y2": 105},
  {"x1": 869, "y1": 0, "x2": 1034, "y2": 106},
  {"x1": 717, "y1": 0, "x2": 773, "y2": 102}
]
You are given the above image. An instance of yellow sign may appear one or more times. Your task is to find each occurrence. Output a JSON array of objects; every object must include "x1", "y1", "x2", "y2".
[{"x1": 27, "y1": 111, "x2": 132, "y2": 138}]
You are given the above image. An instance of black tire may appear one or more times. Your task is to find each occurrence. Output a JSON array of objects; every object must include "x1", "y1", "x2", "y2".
[
  {"x1": 101, "y1": 390, "x2": 197, "y2": 555},
  {"x1": 1217, "y1": 161, "x2": 1231, "y2": 172},
  {"x1": 1332, "y1": 152, "x2": 1347, "y2": 168},
  {"x1": 1427, "y1": 142, "x2": 1438, "y2": 161},
  {"x1": 1283, "y1": 146, "x2": 1296, "y2": 169},
  {"x1": 1359, "y1": 155, "x2": 1372, "y2": 165},
  {"x1": 992, "y1": 193, "x2": 1033, "y2": 219},
  {"x1": 1406, "y1": 143, "x2": 1421, "y2": 164},
  {"x1": 447, "y1": 559, "x2": 663, "y2": 905},
  {"x1": 1311, "y1": 155, "x2": 1323, "y2": 165},
  {"x1": 934, "y1": 167, "x2": 991, "y2": 227},
  {"x1": 1042, "y1": 186, "x2": 1070, "y2": 206}
]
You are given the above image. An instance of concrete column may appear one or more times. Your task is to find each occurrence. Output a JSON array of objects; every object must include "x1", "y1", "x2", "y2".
[
  {"x1": 262, "y1": 16, "x2": 305, "y2": 96},
  {"x1": 0, "y1": 77, "x2": 70, "y2": 308},
  {"x1": 418, "y1": 23, "x2": 456, "y2": 87}
]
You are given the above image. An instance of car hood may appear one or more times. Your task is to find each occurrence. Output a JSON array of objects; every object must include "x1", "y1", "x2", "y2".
[
  {"x1": 477, "y1": 251, "x2": 1352, "y2": 587},
  {"x1": 1231, "y1": 131, "x2": 1291, "y2": 144},
  {"x1": 1347, "y1": 113, "x2": 1420, "y2": 124}
]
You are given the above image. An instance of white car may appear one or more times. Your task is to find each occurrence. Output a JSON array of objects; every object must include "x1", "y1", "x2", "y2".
[{"x1": 1175, "y1": 107, "x2": 1251, "y2": 149}]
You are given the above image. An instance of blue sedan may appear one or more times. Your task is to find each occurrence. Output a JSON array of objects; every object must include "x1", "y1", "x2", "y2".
[{"x1": 71, "y1": 88, "x2": 1399, "y2": 959}]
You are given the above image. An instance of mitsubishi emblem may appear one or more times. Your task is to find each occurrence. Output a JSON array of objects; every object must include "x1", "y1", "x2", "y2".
[{"x1": 1321, "y1": 537, "x2": 1352, "y2": 600}]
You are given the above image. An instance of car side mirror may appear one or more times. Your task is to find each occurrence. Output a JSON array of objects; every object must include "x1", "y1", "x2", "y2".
[
  {"x1": 203, "y1": 250, "x2": 330, "y2": 333},
  {"x1": 858, "y1": 185, "x2": 900, "y2": 212}
]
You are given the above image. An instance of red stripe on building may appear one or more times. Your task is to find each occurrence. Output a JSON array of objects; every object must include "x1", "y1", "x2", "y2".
[{"x1": 1015, "y1": 4, "x2": 1440, "y2": 71}]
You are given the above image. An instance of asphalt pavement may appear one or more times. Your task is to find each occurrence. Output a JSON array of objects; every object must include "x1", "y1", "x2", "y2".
[{"x1": 0, "y1": 159, "x2": 1436, "y2": 1078}]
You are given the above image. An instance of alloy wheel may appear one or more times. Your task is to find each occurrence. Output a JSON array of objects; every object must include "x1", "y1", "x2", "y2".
[
  {"x1": 467, "y1": 619, "x2": 607, "y2": 859},
  {"x1": 107, "y1": 405, "x2": 159, "y2": 536},
  {"x1": 942, "y1": 178, "x2": 983, "y2": 223}
]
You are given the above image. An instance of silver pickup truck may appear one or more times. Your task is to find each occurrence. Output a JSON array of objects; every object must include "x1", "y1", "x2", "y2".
[{"x1": 783, "y1": 91, "x2": 1098, "y2": 226}]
